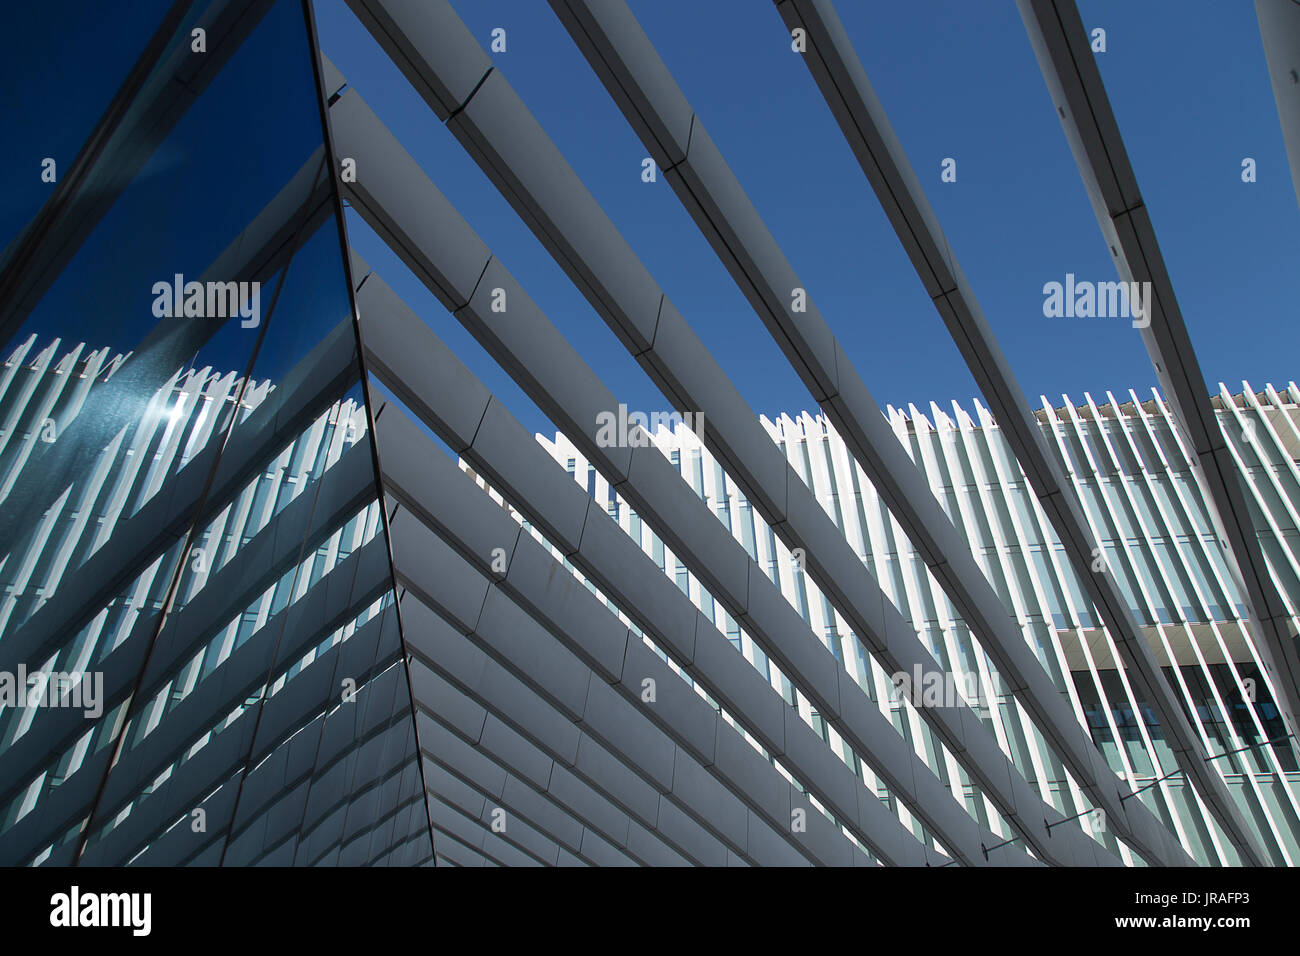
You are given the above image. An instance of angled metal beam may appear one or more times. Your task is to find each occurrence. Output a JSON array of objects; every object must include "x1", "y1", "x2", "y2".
[
  {"x1": 356, "y1": 265, "x2": 1041, "y2": 866},
  {"x1": 420, "y1": 735, "x2": 577, "y2": 866},
  {"x1": 281, "y1": 665, "x2": 420, "y2": 867},
  {"x1": 429, "y1": 0, "x2": 1184, "y2": 865},
  {"x1": 424, "y1": 787, "x2": 546, "y2": 867},
  {"x1": 330, "y1": 84, "x2": 1031, "y2": 863},
  {"x1": 432, "y1": 831, "x2": 498, "y2": 868},
  {"x1": 376, "y1": 384, "x2": 940, "y2": 866},
  {"x1": 767, "y1": 0, "x2": 1268, "y2": 868},
  {"x1": 415, "y1": 684, "x2": 686, "y2": 866},
  {"x1": 413, "y1": 670, "x2": 694, "y2": 866},
  {"x1": 1018, "y1": 0, "x2": 1300, "y2": 845},
  {"x1": 328, "y1": 19, "x2": 1140, "y2": 864},
  {"x1": 407, "y1": 596, "x2": 729, "y2": 867},
  {"x1": 389, "y1": 507, "x2": 827, "y2": 866},
  {"x1": 412, "y1": 623, "x2": 707, "y2": 866}
]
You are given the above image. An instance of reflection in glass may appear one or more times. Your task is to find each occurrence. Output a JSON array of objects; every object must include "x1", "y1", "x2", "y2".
[{"x1": 0, "y1": 0, "x2": 429, "y2": 867}]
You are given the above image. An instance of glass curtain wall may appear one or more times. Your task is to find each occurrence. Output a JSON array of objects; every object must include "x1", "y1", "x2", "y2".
[{"x1": 0, "y1": 0, "x2": 431, "y2": 867}]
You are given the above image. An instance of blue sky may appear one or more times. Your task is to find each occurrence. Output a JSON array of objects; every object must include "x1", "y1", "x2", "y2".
[{"x1": 316, "y1": 0, "x2": 1299, "y2": 441}]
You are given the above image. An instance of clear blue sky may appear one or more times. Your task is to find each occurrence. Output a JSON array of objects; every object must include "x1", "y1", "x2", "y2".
[{"x1": 195, "y1": 2, "x2": 1300, "y2": 440}]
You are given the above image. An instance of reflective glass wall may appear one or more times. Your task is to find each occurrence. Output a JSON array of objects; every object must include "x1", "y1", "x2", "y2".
[{"x1": 0, "y1": 0, "x2": 431, "y2": 867}]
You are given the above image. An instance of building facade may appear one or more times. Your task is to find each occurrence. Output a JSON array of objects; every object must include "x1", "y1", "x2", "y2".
[{"x1": 534, "y1": 384, "x2": 1300, "y2": 865}]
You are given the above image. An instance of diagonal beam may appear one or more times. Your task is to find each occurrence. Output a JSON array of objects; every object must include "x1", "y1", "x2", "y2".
[
  {"x1": 357, "y1": 265, "x2": 1039, "y2": 866},
  {"x1": 544, "y1": 0, "x2": 1190, "y2": 865},
  {"x1": 412, "y1": 673, "x2": 692, "y2": 866},
  {"x1": 370, "y1": 332, "x2": 975, "y2": 866},
  {"x1": 388, "y1": 505, "x2": 832, "y2": 866},
  {"x1": 769, "y1": 0, "x2": 1269, "y2": 868},
  {"x1": 409, "y1": 609, "x2": 716, "y2": 867},
  {"x1": 1017, "y1": 0, "x2": 1300, "y2": 848},
  {"x1": 333, "y1": 1, "x2": 1146, "y2": 863},
  {"x1": 327, "y1": 76, "x2": 1115, "y2": 864},
  {"x1": 332, "y1": 80, "x2": 991, "y2": 863}
]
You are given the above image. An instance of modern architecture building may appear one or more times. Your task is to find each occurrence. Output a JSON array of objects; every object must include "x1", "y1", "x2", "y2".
[
  {"x1": 534, "y1": 385, "x2": 1300, "y2": 866},
  {"x1": 1, "y1": 0, "x2": 1297, "y2": 867}
]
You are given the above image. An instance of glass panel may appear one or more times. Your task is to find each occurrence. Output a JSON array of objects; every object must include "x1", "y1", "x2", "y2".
[{"x1": 0, "y1": 0, "x2": 428, "y2": 868}]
